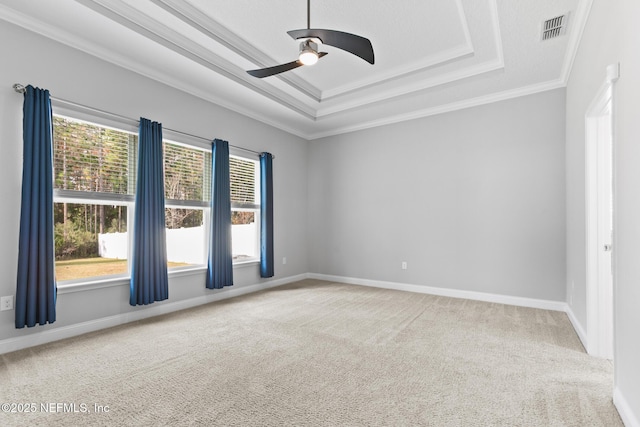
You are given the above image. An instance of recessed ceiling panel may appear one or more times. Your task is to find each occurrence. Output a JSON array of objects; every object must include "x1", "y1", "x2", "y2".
[{"x1": 186, "y1": 0, "x2": 472, "y2": 92}]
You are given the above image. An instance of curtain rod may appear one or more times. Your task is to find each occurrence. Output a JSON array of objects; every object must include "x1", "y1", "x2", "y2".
[{"x1": 12, "y1": 84, "x2": 272, "y2": 159}]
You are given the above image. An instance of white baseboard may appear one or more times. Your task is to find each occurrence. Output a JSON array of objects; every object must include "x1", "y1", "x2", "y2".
[
  {"x1": 0, "y1": 273, "x2": 584, "y2": 355},
  {"x1": 0, "y1": 274, "x2": 307, "y2": 355},
  {"x1": 308, "y1": 273, "x2": 566, "y2": 311},
  {"x1": 614, "y1": 387, "x2": 640, "y2": 427},
  {"x1": 564, "y1": 304, "x2": 588, "y2": 352}
]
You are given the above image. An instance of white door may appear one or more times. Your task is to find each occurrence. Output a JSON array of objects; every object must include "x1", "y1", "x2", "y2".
[
  {"x1": 595, "y1": 105, "x2": 613, "y2": 360},
  {"x1": 586, "y1": 85, "x2": 614, "y2": 360}
]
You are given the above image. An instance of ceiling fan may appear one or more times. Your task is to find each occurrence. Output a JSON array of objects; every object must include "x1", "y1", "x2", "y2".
[{"x1": 247, "y1": 0, "x2": 375, "y2": 78}]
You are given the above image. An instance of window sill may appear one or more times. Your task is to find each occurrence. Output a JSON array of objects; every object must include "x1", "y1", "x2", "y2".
[
  {"x1": 57, "y1": 261, "x2": 259, "y2": 294},
  {"x1": 168, "y1": 265, "x2": 207, "y2": 277},
  {"x1": 233, "y1": 259, "x2": 260, "y2": 268},
  {"x1": 57, "y1": 275, "x2": 130, "y2": 295}
]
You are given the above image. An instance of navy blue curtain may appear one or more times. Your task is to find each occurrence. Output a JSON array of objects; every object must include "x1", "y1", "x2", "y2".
[
  {"x1": 130, "y1": 118, "x2": 169, "y2": 306},
  {"x1": 15, "y1": 85, "x2": 57, "y2": 328},
  {"x1": 260, "y1": 152, "x2": 274, "y2": 278},
  {"x1": 206, "y1": 139, "x2": 233, "y2": 289}
]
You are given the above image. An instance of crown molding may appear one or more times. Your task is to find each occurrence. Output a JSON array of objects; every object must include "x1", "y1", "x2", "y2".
[
  {"x1": 488, "y1": 0, "x2": 505, "y2": 65},
  {"x1": 150, "y1": 0, "x2": 323, "y2": 103},
  {"x1": 315, "y1": 0, "x2": 505, "y2": 118},
  {"x1": 76, "y1": 0, "x2": 317, "y2": 119},
  {"x1": 316, "y1": 57, "x2": 505, "y2": 118},
  {"x1": 0, "y1": 3, "x2": 312, "y2": 139},
  {"x1": 320, "y1": 0, "x2": 475, "y2": 101},
  {"x1": 559, "y1": 0, "x2": 594, "y2": 84},
  {"x1": 308, "y1": 79, "x2": 566, "y2": 140},
  {"x1": 321, "y1": 43, "x2": 474, "y2": 101},
  {"x1": 72, "y1": 0, "x2": 508, "y2": 122},
  {"x1": 152, "y1": 0, "x2": 484, "y2": 113}
]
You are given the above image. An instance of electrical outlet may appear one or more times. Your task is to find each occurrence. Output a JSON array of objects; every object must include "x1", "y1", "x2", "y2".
[
  {"x1": 282, "y1": 257, "x2": 287, "y2": 265},
  {"x1": 1, "y1": 296, "x2": 14, "y2": 311},
  {"x1": 401, "y1": 262, "x2": 407, "y2": 270}
]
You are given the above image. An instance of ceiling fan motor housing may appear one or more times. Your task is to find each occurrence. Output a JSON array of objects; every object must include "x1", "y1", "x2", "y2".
[
  {"x1": 299, "y1": 40, "x2": 319, "y2": 65},
  {"x1": 300, "y1": 40, "x2": 319, "y2": 54}
]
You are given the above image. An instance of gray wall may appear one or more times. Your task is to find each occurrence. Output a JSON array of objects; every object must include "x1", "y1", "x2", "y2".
[
  {"x1": 308, "y1": 89, "x2": 567, "y2": 301},
  {"x1": 566, "y1": 0, "x2": 640, "y2": 420},
  {"x1": 0, "y1": 21, "x2": 309, "y2": 342}
]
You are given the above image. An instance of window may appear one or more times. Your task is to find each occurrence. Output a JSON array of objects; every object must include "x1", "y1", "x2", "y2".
[
  {"x1": 54, "y1": 203, "x2": 129, "y2": 281},
  {"x1": 230, "y1": 155, "x2": 260, "y2": 262},
  {"x1": 53, "y1": 115, "x2": 136, "y2": 282},
  {"x1": 164, "y1": 141, "x2": 210, "y2": 268},
  {"x1": 52, "y1": 114, "x2": 260, "y2": 283}
]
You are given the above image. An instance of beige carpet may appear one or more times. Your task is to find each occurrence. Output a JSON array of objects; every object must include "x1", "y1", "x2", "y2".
[{"x1": 0, "y1": 279, "x2": 622, "y2": 426}]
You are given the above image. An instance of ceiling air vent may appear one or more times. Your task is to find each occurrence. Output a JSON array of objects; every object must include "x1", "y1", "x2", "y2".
[{"x1": 541, "y1": 13, "x2": 569, "y2": 41}]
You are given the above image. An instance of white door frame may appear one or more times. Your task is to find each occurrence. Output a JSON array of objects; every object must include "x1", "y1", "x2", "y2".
[{"x1": 585, "y1": 64, "x2": 619, "y2": 359}]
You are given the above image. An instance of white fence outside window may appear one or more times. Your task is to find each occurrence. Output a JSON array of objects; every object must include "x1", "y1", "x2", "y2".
[{"x1": 98, "y1": 223, "x2": 257, "y2": 264}]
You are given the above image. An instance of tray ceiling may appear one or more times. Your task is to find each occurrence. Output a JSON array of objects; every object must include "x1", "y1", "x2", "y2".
[{"x1": 0, "y1": 0, "x2": 588, "y2": 139}]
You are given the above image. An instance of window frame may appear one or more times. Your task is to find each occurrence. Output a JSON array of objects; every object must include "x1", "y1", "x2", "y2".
[
  {"x1": 52, "y1": 113, "x2": 138, "y2": 285},
  {"x1": 163, "y1": 138, "x2": 211, "y2": 271},
  {"x1": 229, "y1": 152, "x2": 261, "y2": 265}
]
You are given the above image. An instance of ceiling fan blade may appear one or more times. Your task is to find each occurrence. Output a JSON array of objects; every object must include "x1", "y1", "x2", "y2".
[
  {"x1": 247, "y1": 60, "x2": 302, "y2": 78},
  {"x1": 247, "y1": 52, "x2": 327, "y2": 78},
  {"x1": 288, "y1": 29, "x2": 374, "y2": 64}
]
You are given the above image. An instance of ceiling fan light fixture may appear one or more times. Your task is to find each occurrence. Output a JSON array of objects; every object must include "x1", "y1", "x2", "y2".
[
  {"x1": 246, "y1": 0, "x2": 373, "y2": 78},
  {"x1": 299, "y1": 40, "x2": 319, "y2": 65}
]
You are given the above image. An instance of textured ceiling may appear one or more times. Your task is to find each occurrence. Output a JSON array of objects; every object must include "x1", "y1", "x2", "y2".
[{"x1": 0, "y1": 0, "x2": 588, "y2": 139}]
